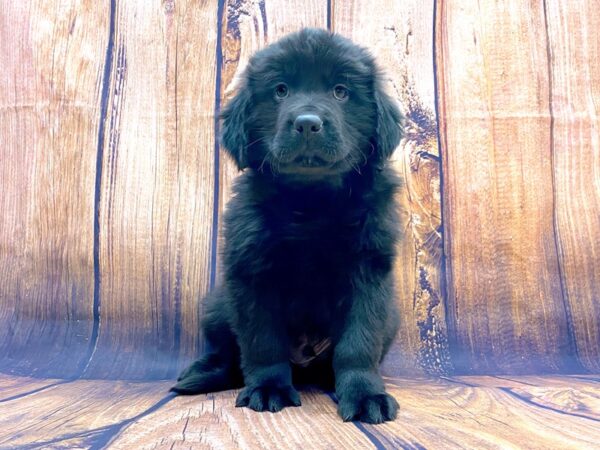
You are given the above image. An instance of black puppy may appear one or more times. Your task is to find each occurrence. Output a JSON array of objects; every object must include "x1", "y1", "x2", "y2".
[{"x1": 172, "y1": 28, "x2": 403, "y2": 424}]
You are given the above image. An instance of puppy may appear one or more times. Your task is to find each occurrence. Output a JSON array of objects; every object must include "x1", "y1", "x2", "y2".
[{"x1": 172, "y1": 28, "x2": 403, "y2": 424}]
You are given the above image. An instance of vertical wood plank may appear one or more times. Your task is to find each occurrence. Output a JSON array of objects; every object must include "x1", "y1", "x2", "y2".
[
  {"x1": 545, "y1": 0, "x2": 600, "y2": 371},
  {"x1": 436, "y1": 0, "x2": 574, "y2": 373},
  {"x1": 0, "y1": 2, "x2": 108, "y2": 377},
  {"x1": 217, "y1": 1, "x2": 328, "y2": 269},
  {"x1": 84, "y1": 0, "x2": 219, "y2": 379},
  {"x1": 219, "y1": 0, "x2": 328, "y2": 204},
  {"x1": 333, "y1": 0, "x2": 452, "y2": 375}
]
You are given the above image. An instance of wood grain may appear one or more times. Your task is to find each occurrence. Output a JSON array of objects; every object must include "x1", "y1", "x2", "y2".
[
  {"x1": 1, "y1": 0, "x2": 599, "y2": 386},
  {"x1": 544, "y1": 0, "x2": 600, "y2": 372},
  {"x1": 457, "y1": 375, "x2": 600, "y2": 421},
  {"x1": 107, "y1": 390, "x2": 376, "y2": 449},
  {"x1": 217, "y1": 0, "x2": 328, "y2": 260},
  {"x1": 436, "y1": 0, "x2": 574, "y2": 373},
  {"x1": 0, "y1": 1, "x2": 108, "y2": 377},
  {"x1": 0, "y1": 374, "x2": 61, "y2": 402},
  {"x1": 0, "y1": 375, "x2": 597, "y2": 449},
  {"x1": 0, "y1": 378, "x2": 171, "y2": 448},
  {"x1": 333, "y1": 0, "x2": 451, "y2": 376},
  {"x1": 83, "y1": 0, "x2": 220, "y2": 379},
  {"x1": 372, "y1": 377, "x2": 600, "y2": 449}
]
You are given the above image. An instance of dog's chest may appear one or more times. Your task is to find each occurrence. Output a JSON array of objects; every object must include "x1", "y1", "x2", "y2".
[
  {"x1": 270, "y1": 208, "x2": 362, "y2": 276},
  {"x1": 267, "y1": 208, "x2": 362, "y2": 352}
]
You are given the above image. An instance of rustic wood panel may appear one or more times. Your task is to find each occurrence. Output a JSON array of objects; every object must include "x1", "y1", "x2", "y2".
[
  {"x1": 333, "y1": 0, "x2": 451, "y2": 376},
  {"x1": 81, "y1": 0, "x2": 220, "y2": 379},
  {"x1": 0, "y1": 378, "x2": 171, "y2": 448},
  {"x1": 0, "y1": 1, "x2": 108, "y2": 377},
  {"x1": 217, "y1": 0, "x2": 328, "y2": 256},
  {"x1": 372, "y1": 377, "x2": 599, "y2": 449},
  {"x1": 456, "y1": 375, "x2": 600, "y2": 421},
  {"x1": 108, "y1": 389, "x2": 376, "y2": 449},
  {"x1": 1, "y1": 375, "x2": 598, "y2": 449},
  {"x1": 436, "y1": 0, "x2": 575, "y2": 373},
  {"x1": 0, "y1": 374, "x2": 61, "y2": 402},
  {"x1": 544, "y1": 0, "x2": 600, "y2": 371},
  {"x1": 1, "y1": 0, "x2": 598, "y2": 385}
]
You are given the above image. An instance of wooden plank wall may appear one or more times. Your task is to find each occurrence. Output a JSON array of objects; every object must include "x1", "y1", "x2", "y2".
[
  {"x1": 332, "y1": 0, "x2": 451, "y2": 375},
  {"x1": 436, "y1": 0, "x2": 600, "y2": 373},
  {"x1": 545, "y1": 0, "x2": 600, "y2": 372},
  {"x1": 0, "y1": 0, "x2": 598, "y2": 379},
  {"x1": 85, "y1": 0, "x2": 221, "y2": 380},
  {"x1": 0, "y1": 2, "x2": 107, "y2": 377}
]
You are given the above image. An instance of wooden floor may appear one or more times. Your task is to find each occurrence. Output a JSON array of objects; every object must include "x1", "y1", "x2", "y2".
[{"x1": 0, "y1": 375, "x2": 598, "y2": 449}]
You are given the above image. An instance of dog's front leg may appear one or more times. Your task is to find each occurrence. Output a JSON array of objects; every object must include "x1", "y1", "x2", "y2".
[
  {"x1": 333, "y1": 274, "x2": 399, "y2": 423},
  {"x1": 233, "y1": 289, "x2": 301, "y2": 412}
]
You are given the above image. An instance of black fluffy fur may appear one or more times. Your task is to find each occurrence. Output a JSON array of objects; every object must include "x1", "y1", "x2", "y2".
[{"x1": 172, "y1": 28, "x2": 403, "y2": 424}]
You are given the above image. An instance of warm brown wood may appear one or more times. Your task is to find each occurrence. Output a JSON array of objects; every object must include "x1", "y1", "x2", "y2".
[
  {"x1": 0, "y1": 374, "x2": 61, "y2": 402},
  {"x1": 218, "y1": 0, "x2": 328, "y2": 258},
  {"x1": 1, "y1": 375, "x2": 598, "y2": 449},
  {"x1": 544, "y1": 0, "x2": 600, "y2": 372},
  {"x1": 456, "y1": 375, "x2": 600, "y2": 421},
  {"x1": 0, "y1": 1, "x2": 108, "y2": 377},
  {"x1": 1, "y1": 0, "x2": 599, "y2": 393},
  {"x1": 218, "y1": 0, "x2": 450, "y2": 378},
  {"x1": 436, "y1": 0, "x2": 575, "y2": 373},
  {"x1": 83, "y1": 0, "x2": 220, "y2": 379},
  {"x1": 332, "y1": 0, "x2": 450, "y2": 376},
  {"x1": 108, "y1": 390, "x2": 375, "y2": 449},
  {"x1": 0, "y1": 378, "x2": 170, "y2": 448},
  {"x1": 374, "y1": 377, "x2": 599, "y2": 449}
]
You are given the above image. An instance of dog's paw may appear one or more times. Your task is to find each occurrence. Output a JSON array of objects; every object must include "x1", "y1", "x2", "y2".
[
  {"x1": 338, "y1": 392, "x2": 399, "y2": 424},
  {"x1": 235, "y1": 385, "x2": 301, "y2": 412}
]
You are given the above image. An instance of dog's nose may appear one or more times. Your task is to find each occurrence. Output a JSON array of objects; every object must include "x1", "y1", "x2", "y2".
[{"x1": 294, "y1": 114, "x2": 322, "y2": 136}]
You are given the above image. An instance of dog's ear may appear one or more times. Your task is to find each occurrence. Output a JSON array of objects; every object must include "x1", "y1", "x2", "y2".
[
  {"x1": 220, "y1": 84, "x2": 251, "y2": 170},
  {"x1": 374, "y1": 82, "x2": 403, "y2": 161}
]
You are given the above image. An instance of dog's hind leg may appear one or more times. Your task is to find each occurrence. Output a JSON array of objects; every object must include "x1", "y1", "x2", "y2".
[
  {"x1": 381, "y1": 303, "x2": 400, "y2": 363},
  {"x1": 171, "y1": 288, "x2": 243, "y2": 394}
]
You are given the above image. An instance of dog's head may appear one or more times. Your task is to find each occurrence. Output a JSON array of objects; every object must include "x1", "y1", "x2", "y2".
[{"x1": 220, "y1": 28, "x2": 403, "y2": 182}]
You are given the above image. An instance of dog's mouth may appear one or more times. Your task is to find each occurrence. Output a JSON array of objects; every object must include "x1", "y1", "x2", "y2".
[
  {"x1": 294, "y1": 155, "x2": 328, "y2": 168},
  {"x1": 268, "y1": 140, "x2": 352, "y2": 178},
  {"x1": 278, "y1": 155, "x2": 335, "y2": 175}
]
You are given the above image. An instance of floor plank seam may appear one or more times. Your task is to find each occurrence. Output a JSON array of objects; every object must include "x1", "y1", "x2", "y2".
[
  {"x1": 92, "y1": 392, "x2": 176, "y2": 449},
  {"x1": 438, "y1": 376, "x2": 477, "y2": 387},
  {"x1": 0, "y1": 379, "x2": 74, "y2": 404},
  {"x1": 498, "y1": 387, "x2": 600, "y2": 423}
]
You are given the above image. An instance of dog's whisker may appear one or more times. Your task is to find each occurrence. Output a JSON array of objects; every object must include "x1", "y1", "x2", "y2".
[
  {"x1": 258, "y1": 152, "x2": 271, "y2": 173},
  {"x1": 369, "y1": 142, "x2": 376, "y2": 157},
  {"x1": 244, "y1": 136, "x2": 267, "y2": 149},
  {"x1": 363, "y1": 146, "x2": 372, "y2": 165}
]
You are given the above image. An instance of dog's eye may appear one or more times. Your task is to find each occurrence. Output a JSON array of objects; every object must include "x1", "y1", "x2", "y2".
[
  {"x1": 275, "y1": 83, "x2": 289, "y2": 98},
  {"x1": 333, "y1": 84, "x2": 349, "y2": 100}
]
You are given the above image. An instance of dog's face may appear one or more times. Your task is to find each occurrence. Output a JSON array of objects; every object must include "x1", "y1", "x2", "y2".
[{"x1": 221, "y1": 28, "x2": 402, "y2": 182}]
